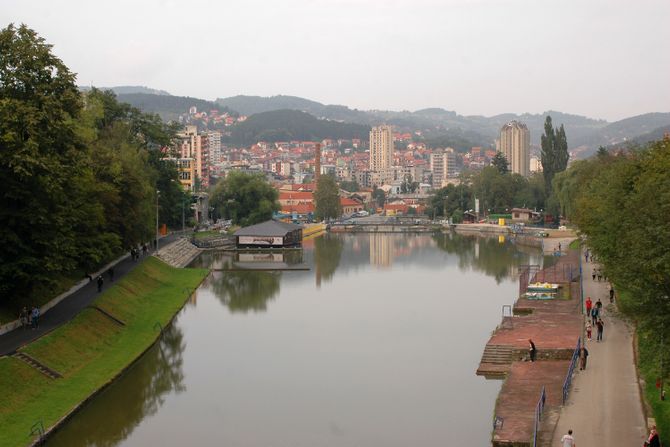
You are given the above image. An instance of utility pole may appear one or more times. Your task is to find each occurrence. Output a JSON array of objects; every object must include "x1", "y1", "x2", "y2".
[
  {"x1": 155, "y1": 189, "x2": 160, "y2": 252},
  {"x1": 182, "y1": 196, "x2": 185, "y2": 233}
]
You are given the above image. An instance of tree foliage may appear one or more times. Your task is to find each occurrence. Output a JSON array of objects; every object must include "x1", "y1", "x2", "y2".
[
  {"x1": 492, "y1": 152, "x2": 509, "y2": 174},
  {"x1": 555, "y1": 138, "x2": 670, "y2": 343},
  {"x1": 540, "y1": 115, "x2": 569, "y2": 198},
  {"x1": 0, "y1": 25, "x2": 188, "y2": 307},
  {"x1": 314, "y1": 174, "x2": 342, "y2": 220},
  {"x1": 210, "y1": 171, "x2": 279, "y2": 226}
]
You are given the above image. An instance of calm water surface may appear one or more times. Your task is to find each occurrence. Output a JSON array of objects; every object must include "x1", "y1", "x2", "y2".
[{"x1": 47, "y1": 232, "x2": 546, "y2": 447}]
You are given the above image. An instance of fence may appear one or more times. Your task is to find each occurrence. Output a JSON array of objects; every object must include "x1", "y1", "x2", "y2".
[
  {"x1": 562, "y1": 337, "x2": 582, "y2": 404},
  {"x1": 532, "y1": 386, "x2": 547, "y2": 447},
  {"x1": 519, "y1": 264, "x2": 540, "y2": 295}
]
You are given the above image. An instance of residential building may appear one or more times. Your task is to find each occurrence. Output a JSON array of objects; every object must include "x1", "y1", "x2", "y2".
[
  {"x1": 499, "y1": 121, "x2": 530, "y2": 177},
  {"x1": 369, "y1": 125, "x2": 393, "y2": 183},
  {"x1": 430, "y1": 148, "x2": 456, "y2": 188},
  {"x1": 177, "y1": 125, "x2": 210, "y2": 190},
  {"x1": 207, "y1": 131, "x2": 222, "y2": 164}
]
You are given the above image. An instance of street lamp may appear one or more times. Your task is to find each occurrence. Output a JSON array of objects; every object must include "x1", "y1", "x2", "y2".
[{"x1": 156, "y1": 189, "x2": 160, "y2": 252}]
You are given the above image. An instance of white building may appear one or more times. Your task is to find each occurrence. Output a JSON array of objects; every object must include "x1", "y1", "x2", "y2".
[{"x1": 499, "y1": 121, "x2": 530, "y2": 177}]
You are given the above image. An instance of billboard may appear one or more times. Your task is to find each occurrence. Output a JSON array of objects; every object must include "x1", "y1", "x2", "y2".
[{"x1": 238, "y1": 236, "x2": 283, "y2": 246}]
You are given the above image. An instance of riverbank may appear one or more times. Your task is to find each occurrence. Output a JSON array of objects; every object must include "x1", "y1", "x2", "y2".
[{"x1": 0, "y1": 257, "x2": 208, "y2": 447}]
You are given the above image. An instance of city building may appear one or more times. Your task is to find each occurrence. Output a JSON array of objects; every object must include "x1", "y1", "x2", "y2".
[
  {"x1": 177, "y1": 125, "x2": 210, "y2": 189},
  {"x1": 430, "y1": 148, "x2": 456, "y2": 188},
  {"x1": 499, "y1": 121, "x2": 530, "y2": 177},
  {"x1": 530, "y1": 156, "x2": 543, "y2": 173},
  {"x1": 369, "y1": 125, "x2": 394, "y2": 184},
  {"x1": 207, "y1": 131, "x2": 222, "y2": 164}
]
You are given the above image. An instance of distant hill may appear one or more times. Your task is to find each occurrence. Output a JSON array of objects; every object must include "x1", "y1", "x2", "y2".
[
  {"x1": 100, "y1": 90, "x2": 668, "y2": 153},
  {"x1": 79, "y1": 85, "x2": 171, "y2": 96},
  {"x1": 571, "y1": 112, "x2": 670, "y2": 158},
  {"x1": 228, "y1": 109, "x2": 370, "y2": 145},
  {"x1": 115, "y1": 93, "x2": 236, "y2": 122}
]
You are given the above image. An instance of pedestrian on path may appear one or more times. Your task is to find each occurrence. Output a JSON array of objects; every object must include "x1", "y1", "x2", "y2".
[
  {"x1": 584, "y1": 250, "x2": 589, "y2": 263},
  {"x1": 97, "y1": 275, "x2": 104, "y2": 293},
  {"x1": 644, "y1": 425, "x2": 661, "y2": 447},
  {"x1": 19, "y1": 306, "x2": 29, "y2": 329},
  {"x1": 585, "y1": 296, "x2": 592, "y2": 317},
  {"x1": 597, "y1": 270, "x2": 603, "y2": 282},
  {"x1": 529, "y1": 339, "x2": 537, "y2": 362},
  {"x1": 592, "y1": 269, "x2": 597, "y2": 281},
  {"x1": 561, "y1": 429, "x2": 576, "y2": 447},
  {"x1": 30, "y1": 306, "x2": 40, "y2": 329},
  {"x1": 142, "y1": 243, "x2": 148, "y2": 256},
  {"x1": 596, "y1": 318, "x2": 605, "y2": 341},
  {"x1": 609, "y1": 286, "x2": 615, "y2": 303},
  {"x1": 591, "y1": 307, "x2": 599, "y2": 325},
  {"x1": 558, "y1": 242, "x2": 562, "y2": 252},
  {"x1": 585, "y1": 320, "x2": 592, "y2": 341},
  {"x1": 579, "y1": 346, "x2": 589, "y2": 370}
]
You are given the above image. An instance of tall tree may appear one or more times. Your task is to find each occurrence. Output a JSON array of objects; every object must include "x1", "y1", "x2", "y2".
[
  {"x1": 314, "y1": 174, "x2": 342, "y2": 220},
  {"x1": 492, "y1": 152, "x2": 509, "y2": 174},
  {"x1": 0, "y1": 24, "x2": 91, "y2": 302},
  {"x1": 540, "y1": 115, "x2": 569, "y2": 197},
  {"x1": 210, "y1": 171, "x2": 279, "y2": 226}
]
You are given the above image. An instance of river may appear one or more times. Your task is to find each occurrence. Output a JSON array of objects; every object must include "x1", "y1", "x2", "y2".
[{"x1": 47, "y1": 232, "x2": 547, "y2": 447}]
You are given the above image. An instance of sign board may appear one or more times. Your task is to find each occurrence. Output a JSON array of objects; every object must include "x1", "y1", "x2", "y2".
[{"x1": 238, "y1": 236, "x2": 283, "y2": 246}]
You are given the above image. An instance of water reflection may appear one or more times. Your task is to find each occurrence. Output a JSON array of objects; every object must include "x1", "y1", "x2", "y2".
[
  {"x1": 314, "y1": 234, "x2": 343, "y2": 286},
  {"x1": 46, "y1": 324, "x2": 186, "y2": 447},
  {"x1": 433, "y1": 232, "x2": 526, "y2": 283},
  {"x1": 209, "y1": 270, "x2": 281, "y2": 313}
]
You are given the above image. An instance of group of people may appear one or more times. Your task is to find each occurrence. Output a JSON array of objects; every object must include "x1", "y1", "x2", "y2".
[
  {"x1": 18, "y1": 305, "x2": 41, "y2": 330},
  {"x1": 584, "y1": 296, "x2": 606, "y2": 341},
  {"x1": 130, "y1": 243, "x2": 149, "y2": 261}
]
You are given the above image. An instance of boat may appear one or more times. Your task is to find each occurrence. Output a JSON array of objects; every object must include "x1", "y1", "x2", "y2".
[
  {"x1": 523, "y1": 292, "x2": 556, "y2": 300},
  {"x1": 527, "y1": 282, "x2": 560, "y2": 292}
]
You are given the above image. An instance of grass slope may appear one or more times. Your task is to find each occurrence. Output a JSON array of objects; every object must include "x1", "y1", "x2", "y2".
[{"x1": 0, "y1": 257, "x2": 208, "y2": 447}]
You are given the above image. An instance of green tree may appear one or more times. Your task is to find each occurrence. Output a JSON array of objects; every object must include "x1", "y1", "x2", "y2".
[
  {"x1": 540, "y1": 115, "x2": 569, "y2": 198},
  {"x1": 400, "y1": 174, "x2": 419, "y2": 193},
  {"x1": 372, "y1": 187, "x2": 386, "y2": 208},
  {"x1": 0, "y1": 24, "x2": 92, "y2": 302},
  {"x1": 314, "y1": 174, "x2": 342, "y2": 220},
  {"x1": 492, "y1": 152, "x2": 509, "y2": 174},
  {"x1": 210, "y1": 171, "x2": 279, "y2": 226}
]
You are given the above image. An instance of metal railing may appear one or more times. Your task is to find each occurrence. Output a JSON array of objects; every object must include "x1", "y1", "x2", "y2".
[
  {"x1": 532, "y1": 386, "x2": 546, "y2": 447},
  {"x1": 29, "y1": 420, "x2": 45, "y2": 445},
  {"x1": 562, "y1": 337, "x2": 582, "y2": 404}
]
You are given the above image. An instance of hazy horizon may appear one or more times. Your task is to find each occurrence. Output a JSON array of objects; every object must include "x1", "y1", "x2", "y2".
[{"x1": 3, "y1": 0, "x2": 669, "y2": 121}]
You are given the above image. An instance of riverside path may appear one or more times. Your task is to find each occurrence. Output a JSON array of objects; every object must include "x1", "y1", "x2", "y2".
[
  {"x1": 549, "y1": 254, "x2": 647, "y2": 446},
  {"x1": 0, "y1": 234, "x2": 181, "y2": 356}
]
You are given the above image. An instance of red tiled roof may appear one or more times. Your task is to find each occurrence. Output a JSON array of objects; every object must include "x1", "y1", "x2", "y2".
[{"x1": 281, "y1": 203, "x2": 315, "y2": 214}]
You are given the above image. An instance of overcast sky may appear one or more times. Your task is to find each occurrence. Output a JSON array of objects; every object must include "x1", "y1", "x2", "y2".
[{"x1": 3, "y1": 0, "x2": 669, "y2": 121}]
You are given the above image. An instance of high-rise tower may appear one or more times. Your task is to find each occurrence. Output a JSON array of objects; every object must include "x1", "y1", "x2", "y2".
[
  {"x1": 499, "y1": 121, "x2": 530, "y2": 177},
  {"x1": 369, "y1": 125, "x2": 393, "y2": 172}
]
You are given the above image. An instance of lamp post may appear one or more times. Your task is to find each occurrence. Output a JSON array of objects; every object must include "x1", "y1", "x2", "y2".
[
  {"x1": 156, "y1": 189, "x2": 160, "y2": 252},
  {"x1": 182, "y1": 196, "x2": 186, "y2": 233}
]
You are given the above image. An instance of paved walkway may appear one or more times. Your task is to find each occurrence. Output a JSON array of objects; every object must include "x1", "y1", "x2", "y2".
[
  {"x1": 0, "y1": 234, "x2": 181, "y2": 356},
  {"x1": 550, "y1": 254, "x2": 647, "y2": 446}
]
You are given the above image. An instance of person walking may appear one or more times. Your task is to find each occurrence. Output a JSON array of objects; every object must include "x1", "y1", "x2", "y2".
[
  {"x1": 585, "y1": 320, "x2": 592, "y2": 341},
  {"x1": 591, "y1": 307, "x2": 599, "y2": 325},
  {"x1": 579, "y1": 346, "x2": 589, "y2": 370},
  {"x1": 596, "y1": 298, "x2": 603, "y2": 317},
  {"x1": 19, "y1": 306, "x2": 29, "y2": 329},
  {"x1": 592, "y1": 269, "x2": 596, "y2": 281},
  {"x1": 97, "y1": 275, "x2": 104, "y2": 293},
  {"x1": 585, "y1": 296, "x2": 592, "y2": 318},
  {"x1": 597, "y1": 270, "x2": 603, "y2": 282},
  {"x1": 609, "y1": 286, "x2": 615, "y2": 303},
  {"x1": 142, "y1": 243, "x2": 148, "y2": 256},
  {"x1": 561, "y1": 429, "x2": 576, "y2": 447},
  {"x1": 644, "y1": 425, "x2": 661, "y2": 447},
  {"x1": 31, "y1": 306, "x2": 40, "y2": 329},
  {"x1": 584, "y1": 250, "x2": 589, "y2": 263},
  {"x1": 528, "y1": 339, "x2": 537, "y2": 362},
  {"x1": 596, "y1": 318, "x2": 605, "y2": 342}
]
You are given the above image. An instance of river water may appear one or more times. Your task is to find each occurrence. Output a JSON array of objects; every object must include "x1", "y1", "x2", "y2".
[{"x1": 47, "y1": 232, "x2": 546, "y2": 447}]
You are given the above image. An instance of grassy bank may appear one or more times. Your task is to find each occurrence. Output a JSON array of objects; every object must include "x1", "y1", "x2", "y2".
[
  {"x1": 0, "y1": 257, "x2": 208, "y2": 447},
  {"x1": 618, "y1": 289, "x2": 670, "y2": 438}
]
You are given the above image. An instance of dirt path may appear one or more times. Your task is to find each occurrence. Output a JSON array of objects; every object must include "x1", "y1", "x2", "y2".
[{"x1": 550, "y1": 255, "x2": 647, "y2": 446}]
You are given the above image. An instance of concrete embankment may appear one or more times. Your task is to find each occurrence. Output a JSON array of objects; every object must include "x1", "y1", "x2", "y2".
[{"x1": 477, "y1": 250, "x2": 583, "y2": 447}]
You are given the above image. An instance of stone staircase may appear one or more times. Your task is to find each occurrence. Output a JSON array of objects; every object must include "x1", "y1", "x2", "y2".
[
  {"x1": 13, "y1": 352, "x2": 62, "y2": 379},
  {"x1": 155, "y1": 238, "x2": 202, "y2": 268},
  {"x1": 476, "y1": 344, "x2": 515, "y2": 377}
]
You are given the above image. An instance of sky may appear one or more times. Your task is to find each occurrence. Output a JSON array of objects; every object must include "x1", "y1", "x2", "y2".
[{"x1": 2, "y1": 0, "x2": 669, "y2": 121}]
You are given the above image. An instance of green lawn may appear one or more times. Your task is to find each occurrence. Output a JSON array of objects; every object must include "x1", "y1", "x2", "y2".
[{"x1": 0, "y1": 257, "x2": 208, "y2": 447}]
